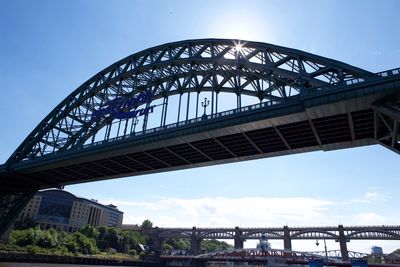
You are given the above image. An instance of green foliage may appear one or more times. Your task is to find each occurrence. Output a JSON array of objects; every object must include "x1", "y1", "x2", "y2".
[
  {"x1": 0, "y1": 243, "x2": 26, "y2": 252},
  {"x1": 6, "y1": 225, "x2": 148, "y2": 256},
  {"x1": 10, "y1": 228, "x2": 38, "y2": 247},
  {"x1": 202, "y1": 239, "x2": 233, "y2": 253},
  {"x1": 6, "y1": 226, "x2": 232, "y2": 257},
  {"x1": 95, "y1": 226, "x2": 146, "y2": 253},
  {"x1": 52, "y1": 245, "x2": 69, "y2": 256},
  {"x1": 73, "y1": 232, "x2": 99, "y2": 254},
  {"x1": 164, "y1": 238, "x2": 190, "y2": 250},
  {"x1": 36, "y1": 230, "x2": 57, "y2": 248},
  {"x1": 79, "y1": 225, "x2": 99, "y2": 240},
  {"x1": 141, "y1": 219, "x2": 153, "y2": 229},
  {"x1": 163, "y1": 243, "x2": 173, "y2": 251},
  {"x1": 162, "y1": 238, "x2": 232, "y2": 253},
  {"x1": 26, "y1": 245, "x2": 42, "y2": 254}
]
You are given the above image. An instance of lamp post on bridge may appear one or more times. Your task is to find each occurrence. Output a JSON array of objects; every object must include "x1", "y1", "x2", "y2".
[
  {"x1": 316, "y1": 237, "x2": 329, "y2": 266},
  {"x1": 201, "y1": 97, "x2": 210, "y2": 119}
]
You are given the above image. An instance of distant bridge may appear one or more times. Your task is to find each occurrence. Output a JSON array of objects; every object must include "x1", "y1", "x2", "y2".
[
  {"x1": 1, "y1": 39, "x2": 400, "y2": 236},
  {"x1": 127, "y1": 224, "x2": 400, "y2": 261},
  {"x1": 312, "y1": 249, "x2": 370, "y2": 259}
]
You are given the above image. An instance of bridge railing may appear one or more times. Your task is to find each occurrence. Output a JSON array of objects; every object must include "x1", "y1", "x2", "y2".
[
  {"x1": 82, "y1": 98, "x2": 287, "y2": 149},
  {"x1": 376, "y1": 67, "x2": 400, "y2": 78},
  {"x1": 345, "y1": 67, "x2": 400, "y2": 86}
]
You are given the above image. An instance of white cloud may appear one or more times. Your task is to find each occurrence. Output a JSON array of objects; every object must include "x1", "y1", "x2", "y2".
[
  {"x1": 342, "y1": 191, "x2": 384, "y2": 204},
  {"x1": 105, "y1": 196, "x2": 334, "y2": 227},
  {"x1": 102, "y1": 196, "x2": 400, "y2": 253}
]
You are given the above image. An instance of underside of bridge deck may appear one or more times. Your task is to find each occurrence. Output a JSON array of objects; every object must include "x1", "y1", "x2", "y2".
[{"x1": 1, "y1": 107, "x2": 376, "y2": 192}]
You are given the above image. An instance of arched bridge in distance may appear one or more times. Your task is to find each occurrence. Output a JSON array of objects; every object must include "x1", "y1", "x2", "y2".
[
  {"x1": 130, "y1": 224, "x2": 400, "y2": 261},
  {"x1": 1, "y1": 39, "x2": 400, "y2": 235}
]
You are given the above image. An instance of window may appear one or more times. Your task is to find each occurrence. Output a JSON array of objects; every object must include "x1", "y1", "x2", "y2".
[{"x1": 36, "y1": 191, "x2": 74, "y2": 225}]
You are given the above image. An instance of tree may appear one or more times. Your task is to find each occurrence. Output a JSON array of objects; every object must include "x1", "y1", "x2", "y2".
[
  {"x1": 164, "y1": 238, "x2": 190, "y2": 250},
  {"x1": 36, "y1": 230, "x2": 57, "y2": 248},
  {"x1": 5, "y1": 225, "x2": 151, "y2": 256},
  {"x1": 73, "y1": 232, "x2": 99, "y2": 254},
  {"x1": 64, "y1": 234, "x2": 79, "y2": 253},
  {"x1": 141, "y1": 219, "x2": 153, "y2": 229},
  {"x1": 202, "y1": 239, "x2": 232, "y2": 253},
  {"x1": 104, "y1": 227, "x2": 121, "y2": 250},
  {"x1": 10, "y1": 228, "x2": 39, "y2": 247},
  {"x1": 79, "y1": 225, "x2": 99, "y2": 240}
]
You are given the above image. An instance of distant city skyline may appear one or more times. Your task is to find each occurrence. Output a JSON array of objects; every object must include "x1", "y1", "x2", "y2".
[{"x1": 1, "y1": 0, "x2": 400, "y2": 254}]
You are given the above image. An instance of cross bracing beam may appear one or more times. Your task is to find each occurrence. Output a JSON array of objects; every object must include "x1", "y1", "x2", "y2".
[{"x1": 372, "y1": 98, "x2": 400, "y2": 153}]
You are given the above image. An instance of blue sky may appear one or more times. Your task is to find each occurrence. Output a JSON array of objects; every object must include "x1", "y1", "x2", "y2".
[{"x1": 1, "y1": 0, "x2": 400, "y2": 253}]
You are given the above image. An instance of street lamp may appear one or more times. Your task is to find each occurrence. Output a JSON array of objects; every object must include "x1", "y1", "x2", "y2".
[
  {"x1": 201, "y1": 97, "x2": 210, "y2": 119},
  {"x1": 316, "y1": 238, "x2": 329, "y2": 266}
]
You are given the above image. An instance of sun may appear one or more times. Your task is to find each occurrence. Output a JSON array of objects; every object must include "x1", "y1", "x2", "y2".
[
  {"x1": 234, "y1": 43, "x2": 243, "y2": 52},
  {"x1": 233, "y1": 41, "x2": 245, "y2": 57}
]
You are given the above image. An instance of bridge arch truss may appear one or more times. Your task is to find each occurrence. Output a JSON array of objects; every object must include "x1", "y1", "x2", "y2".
[{"x1": 8, "y1": 39, "x2": 374, "y2": 165}]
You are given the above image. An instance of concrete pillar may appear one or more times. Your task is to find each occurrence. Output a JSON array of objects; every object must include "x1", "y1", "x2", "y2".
[
  {"x1": 283, "y1": 225, "x2": 292, "y2": 250},
  {"x1": 234, "y1": 226, "x2": 243, "y2": 249},
  {"x1": 338, "y1": 225, "x2": 349, "y2": 261},
  {"x1": 150, "y1": 227, "x2": 162, "y2": 257},
  {"x1": 191, "y1": 227, "x2": 201, "y2": 255}
]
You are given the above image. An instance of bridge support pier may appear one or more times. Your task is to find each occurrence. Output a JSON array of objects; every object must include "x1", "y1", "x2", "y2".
[
  {"x1": 0, "y1": 190, "x2": 36, "y2": 237},
  {"x1": 338, "y1": 225, "x2": 349, "y2": 261},
  {"x1": 191, "y1": 227, "x2": 201, "y2": 255},
  {"x1": 149, "y1": 227, "x2": 162, "y2": 257},
  {"x1": 283, "y1": 225, "x2": 292, "y2": 250},
  {"x1": 234, "y1": 227, "x2": 243, "y2": 249}
]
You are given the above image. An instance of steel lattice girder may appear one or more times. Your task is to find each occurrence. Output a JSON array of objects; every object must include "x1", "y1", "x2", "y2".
[
  {"x1": 154, "y1": 225, "x2": 400, "y2": 240},
  {"x1": 372, "y1": 97, "x2": 400, "y2": 153},
  {"x1": 7, "y1": 39, "x2": 376, "y2": 165}
]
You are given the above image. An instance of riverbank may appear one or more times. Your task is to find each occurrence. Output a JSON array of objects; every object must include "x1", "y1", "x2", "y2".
[
  {"x1": 0, "y1": 263, "x2": 133, "y2": 267},
  {"x1": 0, "y1": 252, "x2": 158, "y2": 266}
]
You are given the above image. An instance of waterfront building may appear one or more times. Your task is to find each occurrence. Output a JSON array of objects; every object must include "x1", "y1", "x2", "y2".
[{"x1": 17, "y1": 189, "x2": 123, "y2": 232}]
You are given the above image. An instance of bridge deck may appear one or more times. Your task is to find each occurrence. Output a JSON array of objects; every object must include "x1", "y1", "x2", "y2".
[{"x1": 1, "y1": 72, "x2": 400, "y2": 192}]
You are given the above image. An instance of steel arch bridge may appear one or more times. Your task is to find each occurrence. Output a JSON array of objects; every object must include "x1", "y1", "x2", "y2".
[
  {"x1": 1, "y1": 39, "x2": 400, "y2": 235},
  {"x1": 138, "y1": 225, "x2": 400, "y2": 261}
]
